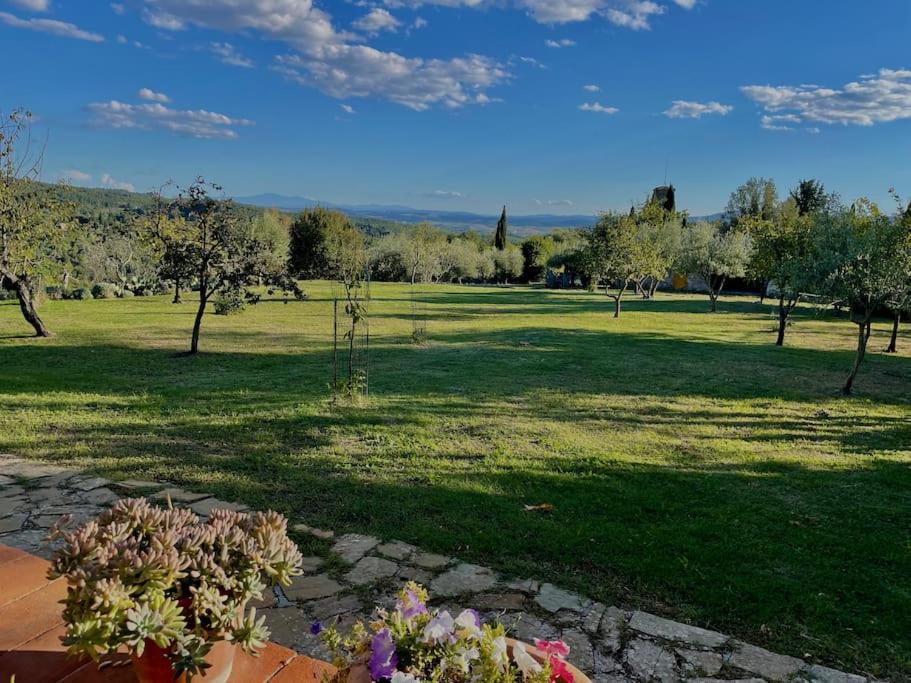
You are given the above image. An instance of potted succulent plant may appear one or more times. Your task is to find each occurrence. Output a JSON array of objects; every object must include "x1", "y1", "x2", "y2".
[
  {"x1": 316, "y1": 583, "x2": 590, "y2": 683},
  {"x1": 48, "y1": 497, "x2": 304, "y2": 682}
]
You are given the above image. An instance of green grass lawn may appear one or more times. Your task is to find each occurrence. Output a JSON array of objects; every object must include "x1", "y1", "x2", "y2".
[{"x1": 1, "y1": 283, "x2": 909, "y2": 678}]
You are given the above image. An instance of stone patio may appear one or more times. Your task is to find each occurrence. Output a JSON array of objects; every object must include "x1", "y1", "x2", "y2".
[{"x1": 0, "y1": 455, "x2": 875, "y2": 683}]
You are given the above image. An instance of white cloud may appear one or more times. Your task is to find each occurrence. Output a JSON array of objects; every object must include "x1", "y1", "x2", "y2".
[
  {"x1": 547, "y1": 199, "x2": 573, "y2": 206},
  {"x1": 136, "y1": 0, "x2": 506, "y2": 110},
  {"x1": 275, "y1": 49, "x2": 505, "y2": 111},
  {"x1": 426, "y1": 190, "x2": 464, "y2": 198},
  {"x1": 87, "y1": 99, "x2": 254, "y2": 139},
  {"x1": 0, "y1": 10, "x2": 103, "y2": 41},
  {"x1": 412, "y1": 17, "x2": 428, "y2": 29},
  {"x1": 138, "y1": 87, "x2": 170, "y2": 103},
  {"x1": 8, "y1": 0, "x2": 50, "y2": 11},
  {"x1": 353, "y1": 8, "x2": 401, "y2": 34},
  {"x1": 101, "y1": 173, "x2": 135, "y2": 192},
  {"x1": 110, "y1": 3, "x2": 125, "y2": 14},
  {"x1": 579, "y1": 101, "x2": 618, "y2": 114},
  {"x1": 583, "y1": 84, "x2": 600, "y2": 92},
  {"x1": 386, "y1": 0, "x2": 687, "y2": 26},
  {"x1": 210, "y1": 42, "x2": 254, "y2": 68},
  {"x1": 742, "y1": 68, "x2": 911, "y2": 127},
  {"x1": 60, "y1": 169, "x2": 92, "y2": 184},
  {"x1": 545, "y1": 38, "x2": 575, "y2": 48},
  {"x1": 663, "y1": 99, "x2": 732, "y2": 118},
  {"x1": 340, "y1": 103, "x2": 355, "y2": 114}
]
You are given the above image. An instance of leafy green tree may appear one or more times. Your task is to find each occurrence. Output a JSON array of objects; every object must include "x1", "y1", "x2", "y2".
[
  {"x1": 631, "y1": 200, "x2": 684, "y2": 299},
  {"x1": 403, "y1": 223, "x2": 447, "y2": 284},
  {"x1": 884, "y1": 194, "x2": 911, "y2": 354},
  {"x1": 743, "y1": 208, "x2": 813, "y2": 345},
  {"x1": 288, "y1": 207, "x2": 351, "y2": 279},
  {"x1": 584, "y1": 212, "x2": 641, "y2": 317},
  {"x1": 493, "y1": 244, "x2": 523, "y2": 283},
  {"x1": 789, "y1": 179, "x2": 830, "y2": 217},
  {"x1": 494, "y1": 206, "x2": 507, "y2": 250},
  {"x1": 809, "y1": 200, "x2": 911, "y2": 393},
  {"x1": 520, "y1": 236, "x2": 555, "y2": 283},
  {"x1": 725, "y1": 177, "x2": 779, "y2": 226},
  {"x1": 680, "y1": 222, "x2": 753, "y2": 312},
  {"x1": 155, "y1": 178, "x2": 283, "y2": 354},
  {"x1": 0, "y1": 109, "x2": 72, "y2": 336}
]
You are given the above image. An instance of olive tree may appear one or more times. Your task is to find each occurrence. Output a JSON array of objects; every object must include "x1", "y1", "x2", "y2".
[
  {"x1": 0, "y1": 109, "x2": 72, "y2": 336},
  {"x1": 680, "y1": 222, "x2": 753, "y2": 312},
  {"x1": 743, "y1": 209, "x2": 813, "y2": 345},
  {"x1": 154, "y1": 178, "x2": 281, "y2": 354},
  {"x1": 810, "y1": 201, "x2": 911, "y2": 394},
  {"x1": 631, "y1": 201, "x2": 684, "y2": 299},
  {"x1": 583, "y1": 212, "x2": 640, "y2": 317}
]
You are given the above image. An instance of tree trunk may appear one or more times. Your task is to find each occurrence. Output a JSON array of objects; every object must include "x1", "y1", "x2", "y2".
[
  {"x1": 173, "y1": 280, "x2": 182, "y2": 304},
  {"x1": 708, "y1": 275, "x2": 726, "y2": 313},
  {"x1": 886, "y1": 311, "x2": 900, "y2": 353},
  {"x1": 843, "y1": 318, "x2": 870, "y2": 395},
  {"x1": 607, "y1": 279, "x2": 627, "y2": 318},
  {"x1": 190, "y1": 294, "x2": 206, "y2": 354},
  {"x1": 15, "y1": 279, "x2": 52, "y2": 337},
  {"x1": 864, "y1": 320, "x2": 872, "y2": 343},
  {"x1": 776, "y1": 296, "x2": 788, "y2": 346}
]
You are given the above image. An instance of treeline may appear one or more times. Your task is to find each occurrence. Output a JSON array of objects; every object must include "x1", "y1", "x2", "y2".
[
  {"x1": 571, "y1": 177, "x2": 911, "y2": 393},
  {"x1": 287, "y1": 206, "x2": 584, "y2": 286}
]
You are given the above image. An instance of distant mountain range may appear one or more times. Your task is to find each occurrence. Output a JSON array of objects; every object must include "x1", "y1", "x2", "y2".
[
  {"x1": 236, "y1": 193, "x2": 724, "y2": 234},
  {"x1": 235, "y1": 194, "x2": 597, "y2": 234}
]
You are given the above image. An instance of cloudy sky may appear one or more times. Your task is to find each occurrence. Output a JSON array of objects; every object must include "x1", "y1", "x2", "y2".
[{"x1": 2, "y1": 0, "x2": 910, "y2": 215}]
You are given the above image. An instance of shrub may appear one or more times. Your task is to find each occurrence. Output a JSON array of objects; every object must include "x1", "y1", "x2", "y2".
[
  {"x1": 214, "y1": 290, "x2": 247, "y2": 315},
  {"x1": 119, "y1": 289, "x2": 135, "y2": 298},
  {"x1": 70, "y1": 288, "x2": 93, "y2": 300},
  {"x1": 45, "y1": 285, "x2": 66, "y2": 300},
  {"x1": 91, "y1": 283, "x2": 119, "y2": 299}
]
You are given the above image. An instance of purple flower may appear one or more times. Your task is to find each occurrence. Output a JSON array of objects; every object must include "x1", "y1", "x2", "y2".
[
  {"x1": 310, "y1": 621, "x2": 322, "y2": 636},
  {"x1": 396, "y1": 589, "x2": 428, "y2": 620},
  {"x1": 368, "y1": 628, "x2": 398, "y2": 680}
]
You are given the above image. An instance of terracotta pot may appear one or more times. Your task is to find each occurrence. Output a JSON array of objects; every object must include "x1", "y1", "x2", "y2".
[
  {"x1": 131, "y1": 638, "x2": 236, "y2": 683},
  {"x1": 340, "y1": 639, "x2": 591, "y2": 683}
]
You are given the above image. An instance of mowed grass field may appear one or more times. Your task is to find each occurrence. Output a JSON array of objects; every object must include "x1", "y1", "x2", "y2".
[{"x1": 1, "y1": 282, "x2": 909, "y2": 678}]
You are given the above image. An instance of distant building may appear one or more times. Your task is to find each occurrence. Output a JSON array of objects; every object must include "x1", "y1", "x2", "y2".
[{"x1": 650, "y1": 185, "x2": 676, "y2": 212}]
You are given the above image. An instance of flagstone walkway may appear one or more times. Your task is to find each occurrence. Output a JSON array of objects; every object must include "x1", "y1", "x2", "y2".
[{"x1": 0, "y1": 455, "x2": 875, "y2": 683}]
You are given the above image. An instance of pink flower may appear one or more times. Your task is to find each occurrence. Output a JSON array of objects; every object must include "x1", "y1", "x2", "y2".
[
  {"x1": 533, "y1": 639, "x2": 570, "y2": 659},
  {"x1": 548, "y1": 656, "x2": 575, "y2": 683}
]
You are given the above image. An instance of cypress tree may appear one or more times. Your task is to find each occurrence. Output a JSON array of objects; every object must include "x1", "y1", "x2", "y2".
[{"x1": 495, "y1": 205, "x2": 507, "y2": 250}]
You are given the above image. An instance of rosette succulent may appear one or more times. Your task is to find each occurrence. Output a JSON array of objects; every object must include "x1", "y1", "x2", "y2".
[
  {"x1": 48, "y1": 497, "x2": 304, "y2": 678},
  {"x1": 319, "y1": 583, "x2": 575, "y2": 682}
]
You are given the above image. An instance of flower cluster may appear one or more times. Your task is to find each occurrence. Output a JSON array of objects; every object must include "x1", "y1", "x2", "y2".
[
  {"x1": 48, "y1": 498, "x2": 304, "y2": 677},
  {"x1": 319, "y1": 583, "x2": 575, "y2": 682}
]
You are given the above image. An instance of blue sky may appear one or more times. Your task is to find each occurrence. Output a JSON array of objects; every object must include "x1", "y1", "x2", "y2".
[{"x1": 2, "y1": 0, "x2": 910, "y2": 216}]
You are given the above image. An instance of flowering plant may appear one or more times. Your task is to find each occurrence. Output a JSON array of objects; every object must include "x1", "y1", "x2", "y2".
[
  {"x1": 48, "y1": 497, "x2": 304, "y2": 678},
  {"x1": 318, "y1": 583, "x2": 577, "y2": 682}
]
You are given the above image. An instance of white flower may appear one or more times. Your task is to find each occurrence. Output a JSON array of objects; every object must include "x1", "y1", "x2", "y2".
[
  {"x1": 453, "y1": 646, "x2": 480, "y2": 673},
  {"x1": 491, "y1": 635, "x2": 509, "y2": 671},
  {"x1": 512, "y1": 641, "x2": 542, "y2": 675},
  {"x1": 391, "y1": 673, "x2": 420, "y2": 683},
  {"x1": 455, "y1": 609, "x2": 482, "y2": 640},
  {"x1": 421, "y1": 610, "x2": 455, "y2": 644}
]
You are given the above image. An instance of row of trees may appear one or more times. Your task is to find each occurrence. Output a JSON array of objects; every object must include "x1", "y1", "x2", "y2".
[{"x1": 575, "y1": 178, "x2": 911, "y2": 394}]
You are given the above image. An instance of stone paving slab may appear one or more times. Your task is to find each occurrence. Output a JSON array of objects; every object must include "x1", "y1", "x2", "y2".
[{"x1": 0, "y1": 454, "x2": 877, "y2": 683}]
